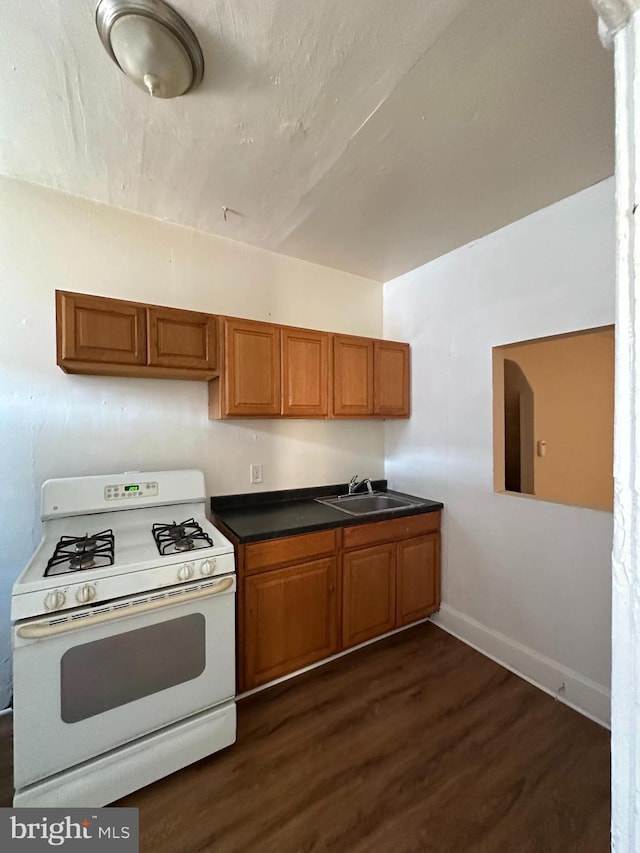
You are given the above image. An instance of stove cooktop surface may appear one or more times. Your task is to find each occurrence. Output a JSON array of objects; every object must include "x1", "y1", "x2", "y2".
[{"x1": 12, "y1": 470, "x2": 237, "y2": 621}]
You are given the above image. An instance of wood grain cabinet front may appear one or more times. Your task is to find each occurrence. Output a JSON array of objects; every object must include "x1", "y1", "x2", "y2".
[
  {"x1": 230, "y1": 511, "x2": 440, "y2": 693},
  {"x1": 147, "y1": 307, "x2": 217, "y2": 372},
  {"x1": 210, "y1": 318, "x2": 281, "y2": 418},
  {"x1": 330, "y1": 334, "x2": 374, "y2": 417},
  {"x1": 374, "y1": 340, "x2": 410, "y2": 417},
  {"x1": 243, "y1": 557, "x2": 339, "y2": 689},
  {"x1": 56, "y1": 290, "x2": 220, "y2": 380},
  {"x1": 57, "y1": 291, "x2": 146, "y2": 368},
  {"x1": 56, "y1": 291, "x2": 411, "y2": 416},
  {"x1": 342, "y1": 543, "x2": 396, "y2": 648},
  {"x1": 281, "y1": 327, "x2": 329, "y2": 418},
  {"x1": 342, "y1": 511, "x2": 442, "y2": 645},
  {"x1": 396, "y1": 533, "x2": 440, "y2": 626}
]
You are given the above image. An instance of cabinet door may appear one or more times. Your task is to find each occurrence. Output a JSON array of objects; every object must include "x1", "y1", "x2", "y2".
[
  {"x1": 223, "y1": 319, "x2": 281, "y2": 416},
  {"x1": 244, "y1": 558, "x2": 338, "y2": 689},
  {"x1": 147, "y1": 307, "x2": 218, "y2": 371},
  {"x1": 342, "y1": 543, "x2": 395, "y2": 648},
  {"x1": 331, "y1": 335, "x2": 374, "y2": 417},
  {"x1": 56, "y1": 291, "x2": 146, "y2": 366},
  {"x1": 282, "y1": 328, "x2": 329, "y2": 417},
  {"x1": 374, "y1": 340, "x2": 410, "y2": 417},
  {"x1": 396, "y1": 534, "x2": 440, "y2": 627}
]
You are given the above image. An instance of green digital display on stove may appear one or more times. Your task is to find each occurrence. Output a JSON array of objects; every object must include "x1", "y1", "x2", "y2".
[{"x1": 124, "y1": 485, "x2": 139, "y2": 492}]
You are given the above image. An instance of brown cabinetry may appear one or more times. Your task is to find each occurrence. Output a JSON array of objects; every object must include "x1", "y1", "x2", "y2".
[
  {"x1": 331, "y1": 335, "x2": 374, "y2": 417},
  {"x1": 342, "y1": 511, "x2": 441, "y2": 645},
  {"x1": 57, "y1": 291, "x2": 411, "y2": 418},
  {"x1": 57, "y1": 291, "x2": 146, "y2": 368},
  {"x1": 210, "y1": 318, "x2": 281, "y2": 418},
  {"x1": 342, "y1": 543, "x2": 395, "y2": 648},
  {"x1": 396, "y1": 534, "x2": 440, "y2": 626},
  {"x1": 229, "y1": 509, "x2": 441, "y2": 693},
  {"x1": 238, "y1": 529, "x2": 338, "y2": 691},
  {"x1": 282, "y1": 327, "x2": 329, "y2": 417},
  {"x1": 374, "y1": 340, "x2": 410, "y2": 417},
  {"x1": 56, "y1": 291, "x2": 219, "y2": 380},
  {"x1": 244, "y1": 557, "x2": 339, "y2": 689},
  {"x1": 147, "y1": 307, "x2": 217, "y2": 371}
]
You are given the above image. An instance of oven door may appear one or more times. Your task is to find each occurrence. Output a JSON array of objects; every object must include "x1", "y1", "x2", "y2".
[{"x1": 12, "y1": 575, "x2": 236, "y2": 789}]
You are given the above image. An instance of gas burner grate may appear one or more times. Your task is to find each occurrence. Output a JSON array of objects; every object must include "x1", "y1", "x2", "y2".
[
  {"x1": 152, "y1": 518, "x2": 213, "y2": 556},
  {"x1": 45, "y1": 530, "x2": 115, "y2": 576}
]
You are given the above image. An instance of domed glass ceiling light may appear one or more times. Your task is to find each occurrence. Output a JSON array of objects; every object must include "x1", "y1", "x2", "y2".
[{"x1": 96, "y1": 0, "x2": 204, "y2": 98}]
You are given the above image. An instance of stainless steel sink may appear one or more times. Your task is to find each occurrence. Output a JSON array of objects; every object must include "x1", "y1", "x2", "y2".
[{"x1": 315, "y1": 492, "x2": 425, "y2": 516}]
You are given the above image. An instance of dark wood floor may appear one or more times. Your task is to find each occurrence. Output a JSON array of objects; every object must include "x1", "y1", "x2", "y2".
[{"x1": 0, "y1": 623, "x2": 610, "y2": 852}]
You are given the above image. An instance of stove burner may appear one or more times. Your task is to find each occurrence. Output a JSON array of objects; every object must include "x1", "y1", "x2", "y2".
[
  {"x1": 74, "y1": 536, "x2": 98, "y2": 554},
  {"x1": 45, "y1": 530, "x2": 115, "y2": 576},
  {"x1": 152, "y1": 519, "x2": 213, "y2": 556},
  {"x1": 167, "y1": 525, "x2": 186, "y2": 541},
  {"x1": 69, "y1": 554, "x2": 96, "y2": 570}
]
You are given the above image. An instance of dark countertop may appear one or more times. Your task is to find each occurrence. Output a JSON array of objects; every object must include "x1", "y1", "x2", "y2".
[{"x1": 210, "y1": 481, "x2": 443, "y2": 544}]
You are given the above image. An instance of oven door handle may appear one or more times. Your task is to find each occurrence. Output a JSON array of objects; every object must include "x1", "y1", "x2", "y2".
[{"x1": 16, "y1": 577, "x2": 235, "y2": 641}]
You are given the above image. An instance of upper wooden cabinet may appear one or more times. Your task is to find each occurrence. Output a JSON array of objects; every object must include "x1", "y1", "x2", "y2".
[
  {"x1": 211, "y1": 318, "x2": 281, "y2": 418},
  {"x1": 56, "y1": 291, "x2": 219, "y2": 381},
  {"x1": 57, "y1": 291, "x2": 410, "y2": 418},
  {"x1": 374, "y1": 340, "x2": 410, "y2": 417},
  {"x1": 282, "y1": 327, "x2": 329, "y2": 418},
  {"x1": 331, "y1": 335, "x2": 374, "y2": 418},
  {"x1": 57, "y1": 291, "x2": 146, "y2": 367},
  {"x1": 147, "y1": 307, "x2": 217, "y2": 371}
]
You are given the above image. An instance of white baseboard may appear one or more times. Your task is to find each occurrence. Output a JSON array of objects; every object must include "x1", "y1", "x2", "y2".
[{"x1": 431, "y1": 604, "x2": 611, "y2": 729}]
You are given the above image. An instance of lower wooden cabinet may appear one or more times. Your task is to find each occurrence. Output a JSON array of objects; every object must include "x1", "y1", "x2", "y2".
[
  {"x1": 396, "y1": 534, "x2": 440, "y2": 626},
  {"x1": 229, "y1": 510, "x2": 441, "y2": 693},
  {"x1": 243, "y1": 557, "x2": 338, "y2": 689},
  {"x1": 342, "y1": 543, "x2": 396, "y2": 648}
]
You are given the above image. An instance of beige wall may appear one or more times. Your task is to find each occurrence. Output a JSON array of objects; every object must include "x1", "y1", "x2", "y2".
[
  {"x1": 495, "y1": 327, "x2": 614, "y2": 511},
  {"x1": 0, "y1": 176, "x2": 384, "y2": 708}
]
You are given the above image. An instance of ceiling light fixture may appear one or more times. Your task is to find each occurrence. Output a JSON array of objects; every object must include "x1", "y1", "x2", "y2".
[{"x1": 96, "y1": 0, "x2": 204, "y2": 98}]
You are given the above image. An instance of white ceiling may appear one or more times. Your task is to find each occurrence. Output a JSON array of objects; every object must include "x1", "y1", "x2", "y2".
[{"x1": 0, "y1": 0, "x2": 614, "y2": 281}]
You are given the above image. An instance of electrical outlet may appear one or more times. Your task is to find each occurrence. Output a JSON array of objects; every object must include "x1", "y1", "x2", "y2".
[{"x1": 250, "y1": 463, "x2": 263, "y2": 484}]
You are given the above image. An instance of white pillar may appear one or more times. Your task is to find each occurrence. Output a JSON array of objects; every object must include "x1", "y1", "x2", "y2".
[{"x1": 590, "y1": 1, "x2": 640, "y2": 850}]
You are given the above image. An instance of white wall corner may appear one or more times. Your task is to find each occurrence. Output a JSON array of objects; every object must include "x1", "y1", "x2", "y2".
[
  {"x1": 609, "y1": 8, "x2": 640, "y2": 851},
  {"x1": 432, "y1": 605, "x2": 611, "y2": 728},
  {"x1": 590, "y1": 0, "x2": 640, "y2": 47}
]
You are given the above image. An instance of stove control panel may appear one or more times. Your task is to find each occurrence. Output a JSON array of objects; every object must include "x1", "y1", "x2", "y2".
[{"x1": 104, "y1": 481, "x2": 159, "y2": 501}]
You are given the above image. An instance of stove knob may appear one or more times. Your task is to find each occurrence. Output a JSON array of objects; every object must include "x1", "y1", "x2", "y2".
[
  {"x1": 44, "y1": 590, "x2": 65, "y2": 611},
  {"x1": 76, "y1": 585, "x2": 97, "y2": 604},
  {"x1": 201, "y1": 559, "x2": 216, "y2": 577},
  {"x1": 178, "y1": 563, "x2": 194, "y2": 582}
]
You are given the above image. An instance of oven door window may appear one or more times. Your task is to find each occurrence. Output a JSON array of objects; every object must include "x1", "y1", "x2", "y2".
[{"x1": 60, "y1": 613, "x2": 206, "y2": 723}]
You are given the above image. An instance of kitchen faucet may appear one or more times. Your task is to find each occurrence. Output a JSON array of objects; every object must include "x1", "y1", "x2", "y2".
[{"x1": 348, "y1": 475, "x2": 374, "y2": 495}]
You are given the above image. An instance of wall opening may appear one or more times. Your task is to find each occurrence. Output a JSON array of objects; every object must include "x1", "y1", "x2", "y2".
[
  {"x1": 503, "y1": 359, "x2": 534, "y2": 494},
  {"x1": 493, "y1": 326, "x2": 614, "y2": 511}
]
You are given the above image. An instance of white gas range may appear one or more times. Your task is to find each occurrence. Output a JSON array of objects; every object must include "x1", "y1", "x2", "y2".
[{"x1": 12, "y1": 469, "x2": 237, "y2": 808}]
